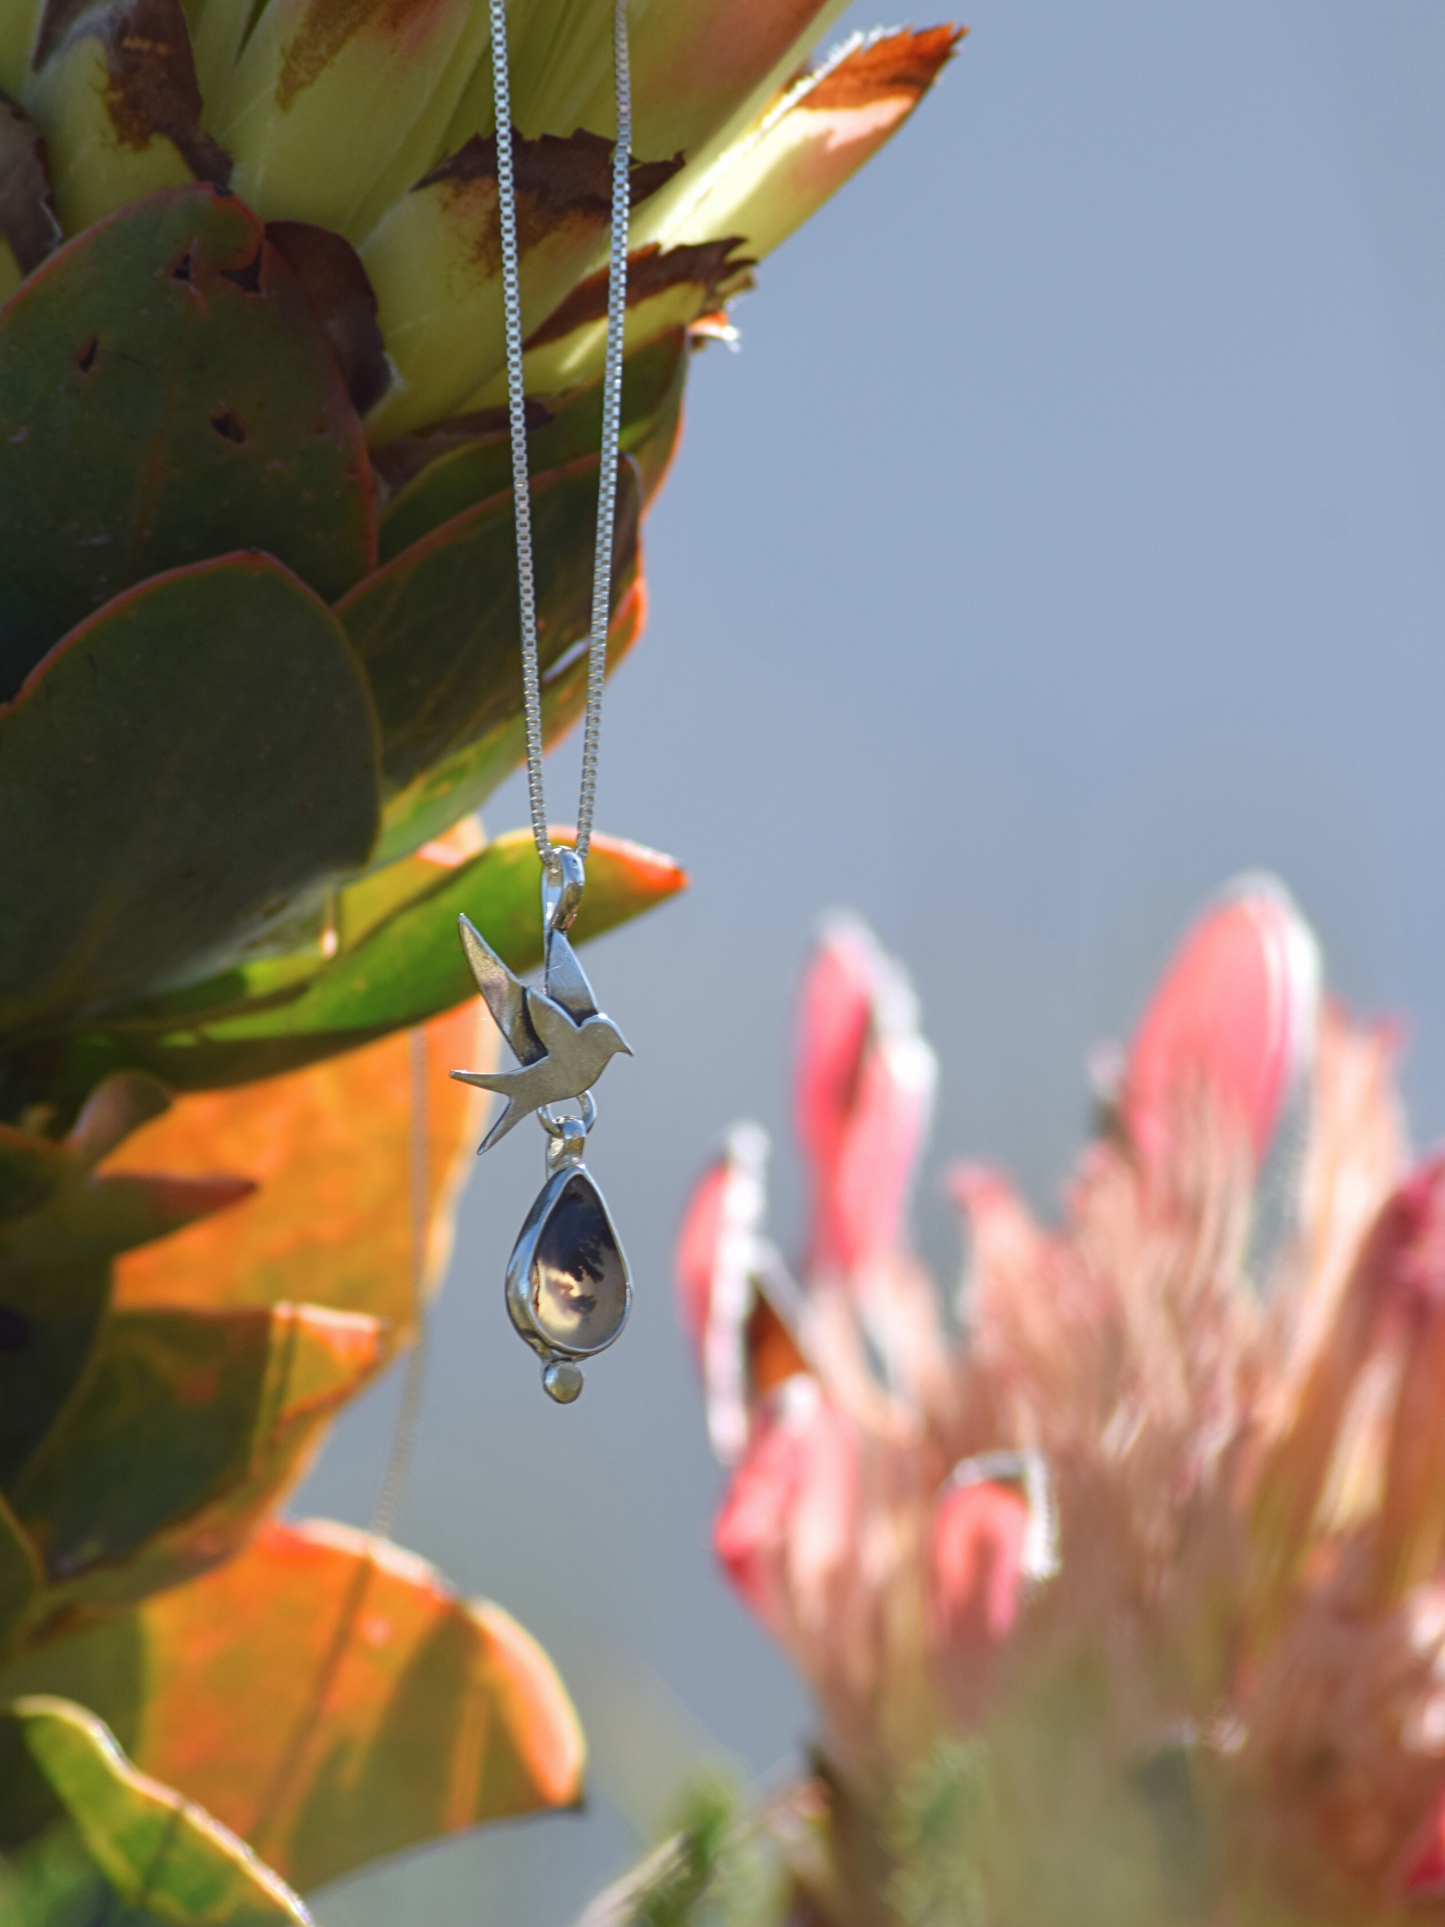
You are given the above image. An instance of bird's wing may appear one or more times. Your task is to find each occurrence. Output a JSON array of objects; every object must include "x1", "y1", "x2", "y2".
[
  {"x1": 458, "y1": 915, "x2": 546, "y2": 1064},
  {"x1": 543, "y1": 927, "x2": 598, "y2": 1022},
  {"x1": 526, "y1": 987, "x2": 592, "y2": 1060}
]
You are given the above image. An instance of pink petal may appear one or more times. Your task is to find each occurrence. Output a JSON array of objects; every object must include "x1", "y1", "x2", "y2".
[
  {"x1": 675, "y1": 1125, "x2": 803, "y2": 1462},
  {"x1": 794, "y1": 918, "x2": 875, "y2": 1189},
  {"x1": 713, "y1": 1377, "x2": 858, "y2": 1646},
  {"x1": 1123, "y1": 876, "x2": 1319, "y2": 1176},
  {"x1": 795, "y1": 917, "x2": 935, "y2": 1276},
  {"x1": 929, "y1": 1476, "x2": 1031, "y2": 1650},
  {"x1": 675, "y1": 1154, "x2": 733, "y2": 1365}
]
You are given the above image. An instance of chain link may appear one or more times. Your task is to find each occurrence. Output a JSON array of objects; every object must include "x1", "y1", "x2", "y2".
[{"x1": 489, "y1": 0, "x2": 632, "y2": 872}]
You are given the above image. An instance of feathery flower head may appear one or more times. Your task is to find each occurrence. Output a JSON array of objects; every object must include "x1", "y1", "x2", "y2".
[{"x1": 678, "y1": 882, "x2": 1445, "y2": 1925}]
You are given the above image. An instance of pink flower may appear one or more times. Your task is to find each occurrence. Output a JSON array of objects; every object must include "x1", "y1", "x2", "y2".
[{"x1": 675, "y1": 881, "x2": 1445, "y2": 1925}]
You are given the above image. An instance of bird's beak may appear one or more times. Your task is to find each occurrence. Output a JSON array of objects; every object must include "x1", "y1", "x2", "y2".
[{"x1": 615, "y1": 1030, "x2": 634, "y2": 1056}]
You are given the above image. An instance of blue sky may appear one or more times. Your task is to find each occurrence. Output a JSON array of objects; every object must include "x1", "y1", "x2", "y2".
[{"x1": 308, "y1": 9, "x2": 1445, "y2": 1919}]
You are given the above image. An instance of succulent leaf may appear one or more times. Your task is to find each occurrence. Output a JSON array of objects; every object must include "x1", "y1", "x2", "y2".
[
  {"x1": 0, "y1": 1262, "x2": 110, "y2": 1489},
  {"x1": 0, "y1": 554, "x2": 381, "y2": 1048},
  {"x1": 345, "y1": 454, "x2": 640, "y2": 860},
  {"x1": 58, "y1": 827, "x2": 686, "y2": 1094},
  {"x1": 379, "y1": 327, "x2": 687, "y2": 558},
  {"x1": 8, "y1": 1301, "x2": 385, "y2": 1612},
  {"x1": 0, "y1": 183, "x2": 374, "y2": 694},
  {"x1": 0, "y1": 1517, "x2": 587, "y2": 1891},
  {"x1": 2, "y1": 1695, "x2": 311, "y2": 1923}
]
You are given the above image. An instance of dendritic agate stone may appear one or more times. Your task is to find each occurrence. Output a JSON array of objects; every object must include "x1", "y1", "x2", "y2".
[{"x1": 526, "y1": 1169, "x2": 630, "y2": 1355}]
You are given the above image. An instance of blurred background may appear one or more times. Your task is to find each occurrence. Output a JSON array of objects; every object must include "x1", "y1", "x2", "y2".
[{"x1": 303, "y1": 3, "x2": 1445, "y2": 1918}]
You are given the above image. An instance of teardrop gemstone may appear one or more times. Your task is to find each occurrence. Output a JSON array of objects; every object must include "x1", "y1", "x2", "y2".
[{"x1": 526, "y1": 1168, "x2": 630, "y2": 1355}]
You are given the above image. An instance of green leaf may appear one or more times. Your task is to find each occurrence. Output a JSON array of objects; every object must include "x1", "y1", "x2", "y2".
[
  {"x1": 345, "y1": 450, "x2": 637, "y2": 806},
  {"x1": 0, "y1": 1519, "x2": 585, "y2": 1893},
  {"x1": 0, "y1": 184, "x2": 375, "y2": 699},
  {"x1": 0, "y1": 1264, "x2": 110, "y2": 1492},
  {"x1": 5, "y1": 1697, "x2": 310, "y2": 1923},
  {"x1": 0, "y1": 554, "x2": 381, "y2": 1049},
  {"x1": 378, "y1": 330, "x2": 688, "y2": 560},
  {"x1": 8, "y1": 1303, "x2": 385, "y2": 1608},
  {"x1": 0, "y1": 1820, "x2": 147, "y2": 1926},
  {"x1": 0, "y1": 1073, "x2": 254, "y2": 1529},
  {"x1": 54, "y1": 829, "x2": 686, "y2": 1096},
  {"x1": 354, "y1": 457, "x2": 642, "y2": 864}
]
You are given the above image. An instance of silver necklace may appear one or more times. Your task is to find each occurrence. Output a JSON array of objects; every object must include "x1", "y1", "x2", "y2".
[{"x1": 450, "y1": 0, "x2": 635, "y2": 1405}]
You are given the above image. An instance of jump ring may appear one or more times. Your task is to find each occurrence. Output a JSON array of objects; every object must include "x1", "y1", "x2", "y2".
[{"x1": 538, "y1": 1090, "x2": 598, "y2": 1138}]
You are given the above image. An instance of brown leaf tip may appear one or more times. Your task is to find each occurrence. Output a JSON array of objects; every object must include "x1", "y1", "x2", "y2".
[{"x1": 805, "y1": 24, "x2": 966, "y2": 111}]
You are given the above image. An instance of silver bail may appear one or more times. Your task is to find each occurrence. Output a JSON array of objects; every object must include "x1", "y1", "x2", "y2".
[{"x1": 542, "y1": 846, "x2": 586, "y2": 933}]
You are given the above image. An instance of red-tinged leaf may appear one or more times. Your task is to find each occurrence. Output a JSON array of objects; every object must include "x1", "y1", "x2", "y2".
[
  {"x1": 0, "y1": 1519, "x2": 585, "y2": 1891},
  {"x1": 0, "y1": 185, "x2": 376, "y2": 699},
  {"x1": 342, "y1": 455, "x2": 639, "y2": 822},
  {"x1": 0, "y1": 554, "x2": 382, "y2": 1049},
  {"x1": 1124, "y1": 877, "x2": 1320, "y2": 1178},
  {"x1": 107, "y1": 1007, "x2": 486, "y2": 1346},
  {"x1": 9, "y1": 1302, "x2": 386, "y2": 1615},
  {"x1": 794, "y1": 917, "x2": 934, "y2": 1278},
  {"x1": 5, "y1": 1695, "x2": 311, "y2": 1923}
]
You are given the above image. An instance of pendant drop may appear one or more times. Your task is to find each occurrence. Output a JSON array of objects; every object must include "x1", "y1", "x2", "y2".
[{"x1": 505, "y1": 1116, "x2": 632, "y2": 1402}]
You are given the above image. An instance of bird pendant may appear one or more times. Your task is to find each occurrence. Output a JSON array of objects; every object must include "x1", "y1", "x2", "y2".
[{"x1": 449, "y1": 912, "x2": 631, "y2": 1153}]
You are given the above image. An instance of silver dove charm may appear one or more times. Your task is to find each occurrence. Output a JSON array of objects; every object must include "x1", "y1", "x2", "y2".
[{"x1": 451, "y1": 849, "x2": 632, "y2": 1402}]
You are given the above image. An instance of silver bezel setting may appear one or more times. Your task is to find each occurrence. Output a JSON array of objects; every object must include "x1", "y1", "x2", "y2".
[{"x1": 504, "y1": 1157, "x2": 632, "y2": 1365}]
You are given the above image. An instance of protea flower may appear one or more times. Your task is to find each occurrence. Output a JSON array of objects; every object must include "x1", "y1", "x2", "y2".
[
  {"x1": 0, "y1": 3, "x2": 956, "y2": 1914},
  {"x1": 677, "y1": 887, "x2": 1445, "y2": 1925}
]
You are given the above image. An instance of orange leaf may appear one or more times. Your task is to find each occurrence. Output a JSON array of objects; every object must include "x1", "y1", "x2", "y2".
[
  {"x1": 1, "y1": 1518, "x2": 584, "y2": 1891},
  {"x1": 108, "y1": 1007, "x2": 489, "y2": 1346}
]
